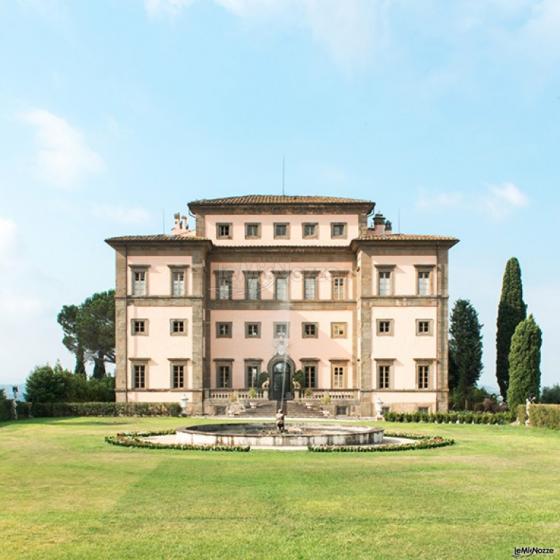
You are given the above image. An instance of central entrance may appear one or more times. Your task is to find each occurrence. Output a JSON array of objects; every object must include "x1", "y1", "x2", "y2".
[{"x1": 269, "y1": 358, "x2": 293, "y2": 401}]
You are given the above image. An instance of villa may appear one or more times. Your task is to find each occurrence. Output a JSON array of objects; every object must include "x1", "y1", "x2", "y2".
[{"x1": 106, "y1": 195, "x2": 458, "y2": 416}]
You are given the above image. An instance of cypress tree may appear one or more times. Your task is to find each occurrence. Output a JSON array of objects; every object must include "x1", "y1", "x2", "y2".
[
  {"x1": 496, "y1": 258, "x2": 526, "y2": 399},
  {"x1": 449, "y1": 299, "x2": 483, "y2": 409},
  {"x1": 507, "y1": 315, "x2": 542, "y2": 410}
]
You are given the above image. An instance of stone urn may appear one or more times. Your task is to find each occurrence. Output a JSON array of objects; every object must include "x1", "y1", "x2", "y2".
[{"x1": 179, "y1": 394, "x2": 189, "y2": 415}]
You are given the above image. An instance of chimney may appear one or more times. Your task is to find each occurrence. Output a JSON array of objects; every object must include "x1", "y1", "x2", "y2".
[
  {"x1": 385, "y1": 220, "x2": 393, "y2": 234},
  {"x1": 373, "y1": 213, "x2": 386, "y2": 235}
]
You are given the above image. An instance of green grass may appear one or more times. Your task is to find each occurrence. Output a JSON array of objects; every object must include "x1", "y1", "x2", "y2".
[{"x1": 1, "y1": 417, "x2": 559, "y2": 560}]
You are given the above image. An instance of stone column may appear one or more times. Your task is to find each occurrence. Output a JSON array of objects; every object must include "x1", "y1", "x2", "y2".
[{"x1": 114, "y1": 247, "x2": 128, "y2": 402}]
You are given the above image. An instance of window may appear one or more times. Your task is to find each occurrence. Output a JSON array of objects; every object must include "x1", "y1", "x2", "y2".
[
  {"x1": 171, "y1": 269, "x2": 186, "y2": 296},
  {"x1": 303, "y1": 273, "x2": 318, "y2": 300},
  {"x1": 216, "y1": 363, "x2": 232, "y2": 388},
  {"x1": 331, "y1": 274, "x2": 346, "y2": 300},
  {"x1": 302, "y1": 322, "x2": 318, "y2": 338},
  {"x1": 274, "y1": 322, "x2": 289, "y2": 338},
  {"x1": 418, "y1": 406, "x2": 429, "y2": 415},
  {"x1": 331, "y1": 322, "x2": 347, "y2": 338},
  {"x1": 274, "y1": 223, "x2": 290, "y2": 239},
  {"x1": 245, "y1": 322, "x2": 261, "y2": 338},
  {"x1": 331, "y1": 362, "x2": 346, "y2": 389},
  {"x1": 274, "y1": 274, "x2": 289, "y2": 301},
  {"x1": 377, "y1": 363, "x2": 391, "y2": 389},
  {"x1": 131, "y1": 319, "x2": 147, "y2": 335},
  {"x1": 376, "y1": 319, "x2": 393, "y2": 336},
  {"x1": 216, "y1": 271, "x2": 233, "y2": 300},
  {"x1": 172, "y1": 363, "x2": 185, "y2": 389},
  {"x1": 417, "y1": 363, "x2": 430, "y2": 389},
  {"x1": 245, "y1": 223, "x2": 261, "y2": 239},
  {"x1": 216, "y1": 223, "x2": 232, "y2": 239},
  {"x1": 377, "y1": 268, "x2": 393, "y2": 296},
  {"x1": 216, "y1": 322, "x2": 232, "y2": 338},
  {"x1": 417, "y1": 268, "x2": 433, "y2": 296},
  {"x1": 245, "y1": 361, "x2": 262, "y2": 388},
  {"x1": 131, "y1": 268, "x2": 147, "y2": 296},
  {"x1": 132, "y1": 363, "x2": 146, "y2": 389},
  {"x1": 416, "y1": 319, "x2": 433, "y2": 336},
  {"x1": 244, "y1": 272, "x2": 261, "y2": 300},
  {"x1": 302, "y1": 362, "x2": 318, "y2": 388},
  {"x1": 170, "y1": 319, "x2": 186, "y2": 335},
  {"x1": 302, "y1": 223, "x2": 318, "y2": 239},
  {"x1": 331, "y1": 222, "x2": 347, "y2": 239}
]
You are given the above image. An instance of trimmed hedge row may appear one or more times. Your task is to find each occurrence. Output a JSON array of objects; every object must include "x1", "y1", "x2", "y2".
[
  {"x1": 308, "y1": 432, "x2": 455, "y2": 453},
  {"x1": 20, "y1": 401, "x2": 183, "y2": 418},
  {"x1": 384, "y1": 411, "x2": 514, "y2": 425},
  {"x1": 528, "y1": 404, "x2": 560, "y2": 430},
  {"x1": 517, "y1": 404, "x2": 526, "y2": 424},
  {"x1": 106, "y1": 431, "x2": 250, "y2": 452}
]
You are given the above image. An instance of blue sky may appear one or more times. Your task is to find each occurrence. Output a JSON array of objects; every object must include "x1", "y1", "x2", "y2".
[{"x1": 0, "y1": 0, "x2": 558, "y2": 390}]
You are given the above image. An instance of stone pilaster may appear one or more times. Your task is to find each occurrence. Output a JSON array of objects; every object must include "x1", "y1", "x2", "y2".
[
  {"x1": 115, "y1": 248, "x2": 128, "y2": 401},
  {"x1": 358, "y1": 249, "x2": 374, "y2": 416},
  {"x1": 436, "y1": 245, "x2": 449, "y2": 411}
]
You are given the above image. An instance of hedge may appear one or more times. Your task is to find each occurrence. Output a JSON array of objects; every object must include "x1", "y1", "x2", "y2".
[
  {"x1": 517, "y1": 404, "x2": 526, "y2": 424},
  {"x1": 383, "y1": 411, "x2": 515, "y2": 425},
  {"x1": 106, "y1": 430, "x2": 250, "y2": 452},
  {"x1": 528, "y1": 404, "x2": 560, "y2": 430},
  {"x1": 27, "y1": 401, "x2": 183, "y2": 418},
  {"x1": 308, "y1": 432, "x2": 455, "y2": 453}
]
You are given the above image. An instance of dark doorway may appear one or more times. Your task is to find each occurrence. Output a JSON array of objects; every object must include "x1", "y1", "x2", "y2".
[{"x1": 269, "y1": 359, "x2": 293, "y2": 401}]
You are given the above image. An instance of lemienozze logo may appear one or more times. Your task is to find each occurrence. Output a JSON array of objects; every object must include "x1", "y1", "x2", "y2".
[{"x1": 512, "y1": 547, "x2": 555, "y2": 558}]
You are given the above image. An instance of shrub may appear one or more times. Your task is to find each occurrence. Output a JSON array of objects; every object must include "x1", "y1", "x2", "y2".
[
  {"x1": 384, "y1": 410, "x2": 514, "y2": 425},
  {"x1": 29, "y1": 401, "x2": 183, "y2": 418},
  {"x1": 528, "y1": 404, "x2": 560, "y2": 430},
  {"x1": 0, "y1": 390, "x2": 12, "y2": 421},
  {"x1": 516, "y1": 404, "x2": 526, "y2": 424},
  {"x1": 541, "y1": 385, "x2": 560, "y2": 404}
]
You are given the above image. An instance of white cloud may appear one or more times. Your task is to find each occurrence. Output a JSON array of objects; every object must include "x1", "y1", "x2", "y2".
[
  {"x1": 482, "y1": 183, "x2": 529, "y2": 219},
  {"x1": 91, "y1": 204, "x2": 151, "y2": 225},
  {"x1": 146, "y1": 0, "x2": 391, "y2": 67},
  {"x1": 22, "y1": 109, "x2": 104, "y2": 189},
  {"x1": 0, "y1": 218, "x2": 17, "y2": 260},
  {"x1": 417, "y1": 190, "x2": 464, "y2": 210}
]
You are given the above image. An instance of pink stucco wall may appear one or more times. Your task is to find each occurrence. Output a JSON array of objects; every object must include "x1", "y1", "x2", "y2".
[
  {"x1": 127, "y1": 255, "x2": 193, "y2": 296},
  {"x1": 371, "y1": 254, "x2": 438, "y2": 295}
]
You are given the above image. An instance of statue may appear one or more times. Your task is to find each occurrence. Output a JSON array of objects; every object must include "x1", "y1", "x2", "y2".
[
  {"x1": 375, "y1": 396, "x2": 384, "y2": 420},
  {"x1": 12, "y1": 385, "x2": 18, "y2": 421},
  {"x1": 525, "y1": 395, "x2": 536, "y2": 426},
  {"x1": 276, "y1": 409, "x2": 285, "y2": 433}
]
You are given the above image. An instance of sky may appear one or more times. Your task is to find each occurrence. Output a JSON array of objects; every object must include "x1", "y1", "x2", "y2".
[{"x1": 0, "y1": 0, "x2": 559, "y2": 392}]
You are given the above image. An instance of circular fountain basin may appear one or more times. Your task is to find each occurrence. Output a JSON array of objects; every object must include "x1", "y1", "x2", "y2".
[{"x1": 176, "y1": 423, "x2": 384, "y2": 449}]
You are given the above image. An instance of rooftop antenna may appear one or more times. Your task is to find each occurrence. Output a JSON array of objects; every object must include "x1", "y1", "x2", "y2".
[{"x1": 282, "y1": 156, "x2": 286, "y2": 195}]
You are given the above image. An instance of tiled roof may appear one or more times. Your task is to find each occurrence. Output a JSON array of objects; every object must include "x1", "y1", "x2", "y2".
[
  {"x1": 189, "y1": 195, "x2": 374, "y2": 206},
  {"x1": 359, "y1": 232, "x2": 459, "y2": 242},
  {"x1": 105, "y1": 234, "x2": 209, "y2": 243}
]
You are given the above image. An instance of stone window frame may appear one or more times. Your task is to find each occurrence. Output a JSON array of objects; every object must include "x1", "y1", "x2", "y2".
[
  {"x1": 131, "y1": 318, "x2": 148, "y2": 336},
  {"x1": 243, "y1": 271, "x2": 261, "y2": 301},
  {"x1": 130, "y1": 359, "x2": 149, "y2": 389},
  {"x1": 244, "y1": 321, "x2": 261, "y2": 339},
  {"x1": 130, "y1": 265, "x2": 149, "y2": 297},
  {"x1": 216, "y1": 321, "x2": 233, "y2": 338},
  {"x1": 216, "y1": 222, "x2": 233, "y2": 239},
  {"x1": 418, "y1": 406, "x2": 430, "y2": 414},
  {"x1": 416, "y1": 360, "x2": 433, "y2": 390},
  {"x1": 375, "y1": 265, "x2": 395, "y2": 297},
  {"x1": 215, "y1": 359, "x2": 233, "y2": 389},
  {"x1": 415, "y1": 265, "x2": 435, "y2": 296},
  {"x1": 169, "y1": 265, "x2": 188, "y2": 297},
  {"x1": 273, "y1": 271, "x2": 291, "y2": 301},
  {"x1": 330, "y1": 360, "x2": 348, "y2": 389},
  {"x1": 330, "y1": 271, "x2": 348, "y2": 300},
  {"x1": 376, "y1": 319, "x2": 394, "y2": 336},
  {"x1": 330, "y1": 222, "x2": 348, "y2": 239},
  {"x1": 169, "y1": 359, "x2": 189, "y2": 389},
  {"x1": 416, "y1": 319, "x2": 434, "y2": 336},
  {"x1": 302, "y1": 322, "x2": 319, "y2": 338},
  {"x1": 273, "y1": 222, "x2": 290, "y2": 240},
  {"x1": 245, "y1": 222, "x2": 261, "y2": 239},
  {"x1": 302, "y1": 222, "x2": 319, "y2": 239},
  {"x1": 170, "y1": 319, "x2": 188, "y2": 336},
  {"x1": 245, "y1": 359, "x2": 263, "y2": 388},
  {"x1": 301, "y1": 359, "x2": 319, "y2": 389},
  {"x1": 375, "y1": 359, "x2": 394, "y2": 390},
  {"x1": 303, "y1": 272, "x2": 319, "y2": 300},
  {"x1": 273, "y1": 321, "x2": 290, "y2": 339},
  {"x1": 331, "y1": 322, "x2": 348, "y2": 339},
  {"x1": 214, "y1": 270, "x2": 234, "y2": 300}
]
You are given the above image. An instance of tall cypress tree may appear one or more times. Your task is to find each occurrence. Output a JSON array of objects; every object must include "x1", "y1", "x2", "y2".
[
  {"x1": 496, "y1": 258, "x2": 526, "y2": 399},
  {"x1": 507, "y1": 315, "x2": 542, "y2": 410},
  {"x1": 449, "y1": 299, "x2": 483, "y2": 409}
]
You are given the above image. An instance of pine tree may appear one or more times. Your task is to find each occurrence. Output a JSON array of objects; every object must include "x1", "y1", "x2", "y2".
[
  {"x1": 507, "y1": 315, "x2": 542, "y2": 411},
  {"x1": 496, "y1": 258, "x2": 526, "y2": 399},
  {"x1": 449, "y1": 299, "x2": 483, "y2": 409}
]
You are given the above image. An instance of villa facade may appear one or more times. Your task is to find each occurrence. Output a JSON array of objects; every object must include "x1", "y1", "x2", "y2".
[{"x1": 106, "y1": 195, "x2": 458, "y2": 416}]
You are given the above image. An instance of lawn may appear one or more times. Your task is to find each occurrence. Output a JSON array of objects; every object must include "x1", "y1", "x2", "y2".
[{"x1": 1, "y1": 417, "x2": 559, "y2": 560}]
